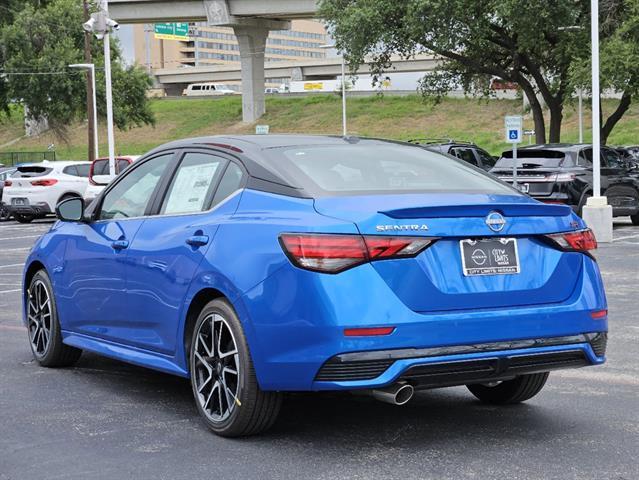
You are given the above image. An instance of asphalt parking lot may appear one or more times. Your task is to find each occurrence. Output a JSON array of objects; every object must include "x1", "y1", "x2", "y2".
[{"x1": 1, "y1": 218, "x2": 638, "y2": 480}]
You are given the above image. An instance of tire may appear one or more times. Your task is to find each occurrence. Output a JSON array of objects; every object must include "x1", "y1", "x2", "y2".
[
  {"x1": 466, "y1": 372, "x2": 549, "y2": 405},
  {"x1": 189, "y1": 298, "x2": 282, "y2": 437},
  {"x1": 14, "y1": 213, "x2": 34, "y2": 224},
  {"x1": 631, "y1": 213, "x2": 639, "y2": 226},
  {"x1": 0, "y1": 204, "x2": 11, "y2": 222},
  {"x1": 27, "y1": 270, "x2": 82, "y2": 367},
  {"x1": 576, "y1": 191, "x2": 591, "y2": 217}
]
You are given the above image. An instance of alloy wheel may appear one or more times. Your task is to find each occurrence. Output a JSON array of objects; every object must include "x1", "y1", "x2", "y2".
[
  {"x1": 28, "y1": 280, "x2": 52, "y2": 356},
  {"x1": 193, "y1": 313, "x2": 241, "y2": 422}
]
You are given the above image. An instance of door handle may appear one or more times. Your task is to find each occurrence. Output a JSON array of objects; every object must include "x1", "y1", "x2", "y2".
[
  {"x1": 186, "y1": 235, "x2": 209, "y2": 247},
  {"x1": 111, "y1": 239, "x2": 129, "y2": 250}
]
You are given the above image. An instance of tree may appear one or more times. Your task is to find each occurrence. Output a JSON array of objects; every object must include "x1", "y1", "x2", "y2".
[
  {"x1": 319, "y1": 0, "x2": 636, "y2": 145},
  {"x1": 0, "y1": 0, "x2": 154, "y2": 140}
]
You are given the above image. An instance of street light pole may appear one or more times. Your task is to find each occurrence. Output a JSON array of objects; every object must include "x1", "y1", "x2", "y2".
[
  {"x1": 102, "y1": 0, "x2": 116, "y2": 179},
  {"x1": 591, "y1": 0, "x2": 601, "y2": 198},
  {"x1": 581, "y1": 0, "x2": 613, "y2": 242},
  {"x1": 578, "y1": 88, "x2": 583, "y2": 144},
  {"x1": 69, "y1": 64, "x2": 99, "y2": 159},
  {"x1": 341, "y1": 55, "x2": 347, "y2": 137}
]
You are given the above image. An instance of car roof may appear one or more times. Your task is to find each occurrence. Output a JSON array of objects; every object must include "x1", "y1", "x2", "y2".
[
  {"x1": 142, "y1": 135, "x2": 425, "y2": 198},
  {"x1": 518, "y1": 143, "x2": 590, "y2": 152},
  {"x1": 167, "y1": 134, "x2": 388, "y2": 148}
]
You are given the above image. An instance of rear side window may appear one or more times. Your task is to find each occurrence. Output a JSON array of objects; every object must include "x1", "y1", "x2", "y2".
[
  {"x1": 266, "y1": 144, "x2": 516, "y2": 195},
  {"x1": 92, "y1": 159, "x2": 109, "y2": 176},
  {"x1": 211, "y1": 162, "x2": 244, "y2": 208},
  {"x1": 476, "y1": 149, "x2": 496, "y2": 168},
  {"x1": 602, "y1": 149, "x2": 623, "y2": 168},
  {"x1": 76, "y1": 164, "x2": 90, "y2": 177},
  {"x1": 495, "y1": 150, "x2": 568, "y2": 168},
  {"x1": 160, "y1": 152, "x2": 225, "y2": 215},
  {"x1": 63, "y1": 165, "x2": 79, "y2": 176},
  {"x1": 449, "y1": 147, "x2": 478, "y2": 166},
  {"x1": 15, "y1": 166, "x2": 53, "y2": 178},
  {"x1": 117, "y1": 159, "x2": 130, "y2": 173}
]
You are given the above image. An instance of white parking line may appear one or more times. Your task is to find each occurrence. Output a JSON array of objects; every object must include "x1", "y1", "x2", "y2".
[
  {"x1": 613, "y1": 233, "x2": 639, "y2": 242},
  {"x1": 0, "y1": 289, "x2": 21, "y2": 293},
  {"x1": 0, "y1": 235, "x2": 43, "y2": 240},
  {"x1": 0, "y1": 263, "x2": 24, "y2": 269},
  {"x1": 0, "y1": 248, "x2": 30, "y2": 252}
]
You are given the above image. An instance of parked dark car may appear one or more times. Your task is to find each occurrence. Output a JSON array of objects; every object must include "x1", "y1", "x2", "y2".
[
  {"x1": 491, "y1": 143, "x2": 639, "y2": 224},
  {"x1": 613, "y1": 146, "x2": 639, "y2": 168},
  {"x1": 409, "y1": 139, "x2": 497, "y2": 171},
  {"x1": 0, "y1": 166, "x2": 17, "y2": 221}
]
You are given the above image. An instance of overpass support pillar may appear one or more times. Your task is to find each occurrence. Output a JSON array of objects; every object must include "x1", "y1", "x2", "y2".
[{"x1": 234, "y1": 25, "x2": 269, "y2": 123}]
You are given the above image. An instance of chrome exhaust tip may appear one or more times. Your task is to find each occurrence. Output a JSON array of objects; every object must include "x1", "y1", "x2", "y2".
[{"x1": 370, "y1": 383, "x2": 414, "y2": 406}]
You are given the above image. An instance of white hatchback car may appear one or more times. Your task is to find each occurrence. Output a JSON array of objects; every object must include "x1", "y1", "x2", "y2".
[{"x1": 4, "y1": 161, "x2": 91, "y2": 223}]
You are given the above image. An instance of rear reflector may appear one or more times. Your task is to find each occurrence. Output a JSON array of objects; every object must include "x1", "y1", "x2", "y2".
[
  {"x1": 545, "y1": 228, "x2": 597, "y2": 252},
  {"x1": 3, "y1": 180, "x2": 11, "y2": 187},
  {"x1": 279, "y1": 233, "x2": 437, "y2": 273},
  {"x1": 590, "y1": 309, "x2": 607, "y2": 319},
  {"x1": 344, "y1": 327, "x2": 395, "y2": 337},
  {"x1": 30, "y1": 179, "x2": 58, "y2": 187}
]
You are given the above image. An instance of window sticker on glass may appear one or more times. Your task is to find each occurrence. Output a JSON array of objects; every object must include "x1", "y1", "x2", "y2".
[{"x1": 163, "y1": 162, "x2": 220, "y2": 214}]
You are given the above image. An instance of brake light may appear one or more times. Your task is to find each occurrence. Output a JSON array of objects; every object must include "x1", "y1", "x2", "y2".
[
  {"x1": 545, "y1": 228, "x2": 597, "y2": 252},
  {"x1": 279, "y1": 233, "x2": 436, "y2": 273},
  {"x1": 30, "y1": 179, "x2": 58, "y2": 187},
  {"x1": 344, "y1": 327, "x2": 395, "y2": 337},
  {"x1": 3, "y1": 180, "x2": 11, "y2": 187}
]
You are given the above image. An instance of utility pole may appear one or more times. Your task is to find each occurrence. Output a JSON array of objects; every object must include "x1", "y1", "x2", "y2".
[{"x1": 82, "y1": 0, "x2": 97, "y2": 163}]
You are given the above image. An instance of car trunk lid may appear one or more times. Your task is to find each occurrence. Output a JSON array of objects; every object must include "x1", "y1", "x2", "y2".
[{"x1": 314, "y1": 193, "x2": 583, "y2": 312}]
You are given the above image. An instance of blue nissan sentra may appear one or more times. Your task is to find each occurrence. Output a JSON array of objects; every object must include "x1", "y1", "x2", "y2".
[{"x1": 23, "y1": 135, "x2": 608, "y2": 437}]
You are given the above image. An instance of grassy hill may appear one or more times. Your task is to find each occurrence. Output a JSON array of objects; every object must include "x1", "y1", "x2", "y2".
[{"x1": 2, "y1": 94, "x2": 639, "y2": 160}]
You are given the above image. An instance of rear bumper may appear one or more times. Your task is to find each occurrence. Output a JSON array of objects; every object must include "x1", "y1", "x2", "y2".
[
  {"x1": 8, "y1": 203, "x2": 51, "y2": 217},
  {"x1": 313, "y1": 332, "x2": 606, "y2": 390},
  {"x1": 240, "y1": 253, "x2": 607, "y2": 392}
]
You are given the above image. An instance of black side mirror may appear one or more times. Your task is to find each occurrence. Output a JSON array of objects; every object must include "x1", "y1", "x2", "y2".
[{"x1": 56, "y1": 197, "x2": 85, "y2": 222}]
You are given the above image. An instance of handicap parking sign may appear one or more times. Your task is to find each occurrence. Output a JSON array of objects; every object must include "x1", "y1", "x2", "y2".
[{"x1": 504, "y1": 116, "x2": 523, "y2": 144}]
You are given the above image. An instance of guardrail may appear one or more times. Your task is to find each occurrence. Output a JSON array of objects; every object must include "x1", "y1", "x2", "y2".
[{"x1": 0, "y1": 151, "x2": 56, "y2": 166}]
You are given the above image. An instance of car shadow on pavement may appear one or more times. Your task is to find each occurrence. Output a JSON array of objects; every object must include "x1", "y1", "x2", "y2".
[{"x1": 59, "y1": 350, "x2": 572, "y2": 447}]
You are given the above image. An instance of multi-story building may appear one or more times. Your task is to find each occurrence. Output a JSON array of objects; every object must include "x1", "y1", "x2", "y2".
[{"x1": 133, "y1": 20, "x2": 328, "y2": 89}]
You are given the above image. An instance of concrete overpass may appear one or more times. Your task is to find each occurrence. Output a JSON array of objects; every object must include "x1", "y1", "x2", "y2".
[
  {"x1": 109, "y1": 0, "x2": 318, "y2": 23},
  {"x1": 154, "y1": 54, "x2": 439, "y2": 88},
  {"x1": 109, "y1": 1, "x2": 321, "y2": 122}
]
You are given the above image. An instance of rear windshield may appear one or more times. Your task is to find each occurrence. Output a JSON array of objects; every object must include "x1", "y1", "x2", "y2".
[
  {"x1": 264, "y1": 143, "x2": 517, "y2": 195},
  {"x1": 495, "y1": 150, "x2": 569, "y2": 168},
  {"x1": 15, "y1": 166, "x2": 53, "y2": 178}
]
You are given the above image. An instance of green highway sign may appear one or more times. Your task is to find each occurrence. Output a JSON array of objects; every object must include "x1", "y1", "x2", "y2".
[{"x1": 154, "y1": 23, "x2": 190, "y2": 41}]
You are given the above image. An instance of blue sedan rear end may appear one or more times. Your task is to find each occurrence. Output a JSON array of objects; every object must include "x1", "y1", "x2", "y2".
[{"x1": 22, "y1": 135, "x2": 608, "y2": 437}]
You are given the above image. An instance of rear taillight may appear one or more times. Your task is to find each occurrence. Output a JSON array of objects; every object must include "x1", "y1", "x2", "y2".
[
  {"x1": 30, "y1": 179, "x2": 58, "y2": 187},
  {"x1": 279, "y1": 233, "x2": 436, "y2": 273},
  {"x1": 545, "y1": 228, "x2": 597, "y2": 252},
  {"x1": 551, "y1": 173, "x2": 576, "y2": 182},
  {"x1": 3, "y1": 180, "x2": 11, "y2": 187}
]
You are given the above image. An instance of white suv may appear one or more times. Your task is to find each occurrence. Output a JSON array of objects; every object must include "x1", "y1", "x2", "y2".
[{"x1": 3, "y1": 161, "x2": 91, "y2": 223}]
